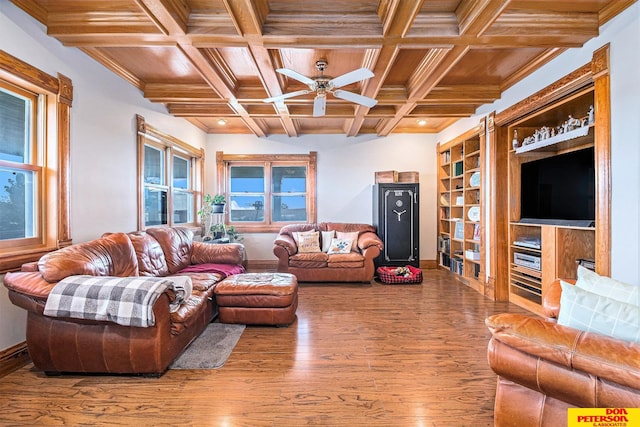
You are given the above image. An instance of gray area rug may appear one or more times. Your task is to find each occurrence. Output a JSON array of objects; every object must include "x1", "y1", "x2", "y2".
[{"x1": 170, "y1": 322, "x2": 245, "y2": 369}]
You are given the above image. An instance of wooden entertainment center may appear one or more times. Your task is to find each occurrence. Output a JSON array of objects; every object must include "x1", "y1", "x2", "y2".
[{"x1": 489, "y1": 45, "x2": 611, "y2": 315}]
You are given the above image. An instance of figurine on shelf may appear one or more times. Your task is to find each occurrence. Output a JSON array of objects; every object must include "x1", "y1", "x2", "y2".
[
  {"x1": 588, "y1": 105, "x2": 595, "y2": 125},
  {"x1": 512, "y1": 129, "x2": 519, "y2": 149}
]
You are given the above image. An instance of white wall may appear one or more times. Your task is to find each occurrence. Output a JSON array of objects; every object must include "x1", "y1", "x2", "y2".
[
  {"x1": 0, "y1": 3, "x2": 207, "y2": 350},
  {"x1": 206, "y1": 133, "x2": 438, "y2": 261},
  {"x1": 439, "y1": 2, "x2": 640, "y2": 285}
]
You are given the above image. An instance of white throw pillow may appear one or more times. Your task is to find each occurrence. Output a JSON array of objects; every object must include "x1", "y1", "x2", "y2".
[
  {"x1": 558, "y1": 281, "x2": 640, "y2": 343},
  {"x1": 327, "y1": 238, "x2": 354, "y2": 255},
  {"x1": 575, "y1": 266, "x2": 640, "y2": 306},
  {"x1": 336, "y1": 231, "x2": 359, "y2": 252},
  {"x1": 321, "y1": 230, "x2": 335, "y2": 253}
]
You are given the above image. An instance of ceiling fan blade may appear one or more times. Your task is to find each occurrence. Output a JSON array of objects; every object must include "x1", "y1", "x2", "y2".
[
  {"x1": 263, "y1": 89, "x2": 310, "y2": 103},
  {"x1": 329, "y1": 68, "x2": 374, "y2": 89},
  {"x1": 313, "y1": 95, "x2": 326, "y2": 117},
  {"x1": 333, "y1": 89, "x2": 377, "y2": 108},
  {"x1": 276, "y1": 68, "x2": 316, "y2": 86}
]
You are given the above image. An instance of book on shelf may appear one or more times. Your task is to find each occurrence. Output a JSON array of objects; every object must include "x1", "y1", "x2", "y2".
[
  {"x1": 454, "y1": 221, "x2": 464, "y2": 240},
  {"x1": 441, "y1": 151, "x2": 451, "y2": 164},
  {"x1": 473, "y1": 223, "x2": 481, "y2": 241}
]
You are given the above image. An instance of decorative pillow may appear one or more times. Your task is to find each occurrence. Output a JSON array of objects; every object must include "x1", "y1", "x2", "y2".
[
  {"x1": 336, "y1": 231, "x2": 359, "y2": 252},
  {"x1": 327, "y1": 238, "x2": 354, "y2": 255},
  {"x1": 558, "y1": 281, "x2": 640, "y2": 343},
  {"x1": 292, "y1": 229, "x2": 316, "y2": 245},
  {"x1": 575, "y1": 266, "x2": 640, "y2": 306},
  {"x1": 321, "y1": 230, "x2": 335, "y2": 253},
  {"x1": 297, "y1": 231, "x2": 321, "y2": 253}
]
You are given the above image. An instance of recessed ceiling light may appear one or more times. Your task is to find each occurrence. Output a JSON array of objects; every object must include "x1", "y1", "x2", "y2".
[
  {"x1": 217, "y1": 118, "x2": 227, "y2": 126},
  {"x1": 417, "y1": 119, "x2": 427, "y2": 126}
]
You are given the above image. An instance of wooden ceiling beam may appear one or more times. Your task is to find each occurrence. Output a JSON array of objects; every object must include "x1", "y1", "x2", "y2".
[
  {"x1": 456, "y1": 0, "x2": 511, "y2": 36},
  {"x1": 143, "y1": 83, "x2": 220, "y2": 102},
  {"x1": 222, "y1": 0, "x2": 268, "y2": 36},
  {"x1": 376, "y1": 45, "x2": 470, "y2": 136},
  {"x1": 347, "y1": 0, "x2": 424, "y2": 137},
  {"x1": 378, "y1": 0, "x2": 424, "y2": 37},
  {"x1": 134, "y1": 0, "x2": 189, "y2": 36},
  {"x1": 224, "y1": 0, "x2": 298, "y2": 136}
]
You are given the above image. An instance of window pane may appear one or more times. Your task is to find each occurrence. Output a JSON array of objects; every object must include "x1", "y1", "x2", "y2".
[
  {"x1": 272, "y1": 166, "x2": 306, "y2": 193},
  {"x1": 144, "y1": 145, "x2": 164, "y2": 185},
  {"x1": 273, "y1": 195, "x2": 306, "y2": 222},
  {"x1": 0, "y1": 88, "x2": 31, "y2": 163},
  {"x1": 173, "y1": 155, "x2": 189, "y2": 189},
  {"x1": 144, "y1": 188, "x2": 167, "y2": 226},
  {"x1": 0, "y1": 168, "x2": 36, "y2": 240},
  {"x1": 230, "y1": 195, "x2": 264, "y2": 222},
  {"x1": 230, "y1": 166, "x2": 264, "y2": 192},
  {"x1": 172, "y1": 190, "x2": 192, "y2": 224}
]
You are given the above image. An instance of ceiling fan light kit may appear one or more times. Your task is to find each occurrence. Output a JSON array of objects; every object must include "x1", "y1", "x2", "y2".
[{"x1": 264, "y1": 59, "x2": 377, "y2": 117}]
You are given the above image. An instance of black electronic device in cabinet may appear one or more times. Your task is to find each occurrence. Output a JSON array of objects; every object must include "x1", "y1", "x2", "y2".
[{"x1": 372, "y1": 183, "x2": 419, "y2": 267}]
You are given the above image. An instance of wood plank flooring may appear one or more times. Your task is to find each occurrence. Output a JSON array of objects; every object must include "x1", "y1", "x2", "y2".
[{"x1": 0, "y1": 270, "x2": 531, "y2": 426}]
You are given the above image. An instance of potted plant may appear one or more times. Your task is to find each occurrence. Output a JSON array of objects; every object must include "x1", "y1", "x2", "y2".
[
  {"x1": 226, "y1": 225, "x2": 242, "y2": 243},
  {"x1": 210, "y1": 223, "x2": 226, "y2": 240},
  {"x1": 211, "y1": 194, "x2": 226, "y2": 213}
]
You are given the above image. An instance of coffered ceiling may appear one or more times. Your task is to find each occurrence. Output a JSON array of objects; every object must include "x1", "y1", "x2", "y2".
[{"x1": 11, "y1": 0, "x2": 634, "y2": 137}]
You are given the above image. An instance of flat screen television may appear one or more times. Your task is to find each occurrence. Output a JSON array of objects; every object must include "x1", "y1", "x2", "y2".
[{"x1": 520, "y1": 147, "x2": 595, "y2": 226}]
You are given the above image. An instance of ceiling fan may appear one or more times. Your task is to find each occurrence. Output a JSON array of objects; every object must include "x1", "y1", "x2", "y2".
[{"x1": 263, "y1": 59, "x2": 377, "y2": 117}]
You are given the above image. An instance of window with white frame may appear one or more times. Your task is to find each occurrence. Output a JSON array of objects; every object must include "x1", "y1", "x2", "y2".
[
  {"x1": 217, "y1": 152, "x2": 317, "y2": 232},
  {"x1": 0, "y1": 50, "x2": 71, "y2": 272},
  {"x1": 137, "y1": 115, "x2": 203, "y2": 229}
]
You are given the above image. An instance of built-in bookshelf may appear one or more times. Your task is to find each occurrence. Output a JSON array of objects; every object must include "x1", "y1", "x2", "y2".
[{"x1": 437, "y1": 122, "x2": 485, "y2": 294}]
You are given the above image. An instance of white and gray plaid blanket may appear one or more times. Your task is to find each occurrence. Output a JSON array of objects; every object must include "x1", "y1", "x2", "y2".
[{"x1": 43, "y1": 275, "x2": 192, "y2": 327}]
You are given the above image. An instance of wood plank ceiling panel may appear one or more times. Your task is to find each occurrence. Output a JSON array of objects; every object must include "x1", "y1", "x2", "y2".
[{"x1": 8, "y1": 0, "x2": 636, "y2": 136}]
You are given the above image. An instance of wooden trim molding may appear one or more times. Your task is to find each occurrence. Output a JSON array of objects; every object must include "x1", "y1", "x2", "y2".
[
  {"x1": 494, "y1": 63, "x2": 593, "y2": 127},
  {"x1": 216, "y1": 151, "x2": 318, "y2": 233},
  {"x1": 0, "y1": 50, "x2": 72, "y2": 273},
  {"x1": 0, "y1": 341, "x2": 30, "y2": 379}
]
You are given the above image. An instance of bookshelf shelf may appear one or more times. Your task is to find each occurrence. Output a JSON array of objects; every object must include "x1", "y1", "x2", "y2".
[{"x1": 436, "y1": 123, "x2": 485, "y2": 294}]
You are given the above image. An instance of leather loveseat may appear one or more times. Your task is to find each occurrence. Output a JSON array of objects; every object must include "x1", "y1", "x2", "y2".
[
  {"x1": 485, "y1": 279, "x2": 640, "y2": 426},
  {"x1": 273, "y1": 222, "x2": 383, "y2": 282},
  {"x1": 3, "y1": 227, "x2": 245, "y2": 376}
]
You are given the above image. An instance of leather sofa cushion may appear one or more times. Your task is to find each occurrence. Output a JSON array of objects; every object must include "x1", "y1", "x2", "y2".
[
  {"x1": 38, "y1": 233, "x2": 139, "y2": 283},
  {"x1": 146, "y1": 227, "x2": 193, "y2": 274},
  {"x1": 128, "y1": 231, "x2": 169, "y2": 277},
  {"x1": 327, "y1": 252, "x2": 364, "y2": 268},
  {"x1": 289, "y1": 252, "x2": 328, "y2": 268}
]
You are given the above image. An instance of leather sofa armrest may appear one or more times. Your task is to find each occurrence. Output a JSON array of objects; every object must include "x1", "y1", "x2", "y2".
[
  {"x1": 4, "y1": 271, "x2": 55, "y2": 300},
  {"x1": 542, "y1": 278, "x2": 576, "y2": 319},
  {"x1": 191, "y1": 242, "x2": 244, "y2": 265},
  {"x1": 357, "y1": 231, "x2": 383, "y2": 252},
  {"x1": 486, "y1": 313, "x2": 640, "y2": 391},
  {"x1": 273, "y1": 234, "x2": 297, "y2": 257}
]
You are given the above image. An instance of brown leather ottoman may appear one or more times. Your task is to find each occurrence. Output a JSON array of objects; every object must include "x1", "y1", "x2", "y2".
[{"x1": 214, "y1": 272, "x2": 298, "y2": 326}]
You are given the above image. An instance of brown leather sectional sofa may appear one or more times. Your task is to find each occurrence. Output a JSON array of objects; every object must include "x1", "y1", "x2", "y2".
[
  {"x1": 3, "y1": 227, "x2": 245, "y2": 376},
  {"x1": 486, "y1": 279, "x2": 640, "y2": 426},
  {"x1": 273, "y1": 222, "x2": 383, "y2": 282}
]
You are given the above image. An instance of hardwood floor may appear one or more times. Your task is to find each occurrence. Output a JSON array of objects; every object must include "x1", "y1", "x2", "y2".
[{"x1": 0, "y1": 270, "x2": 531, "y2": 426}]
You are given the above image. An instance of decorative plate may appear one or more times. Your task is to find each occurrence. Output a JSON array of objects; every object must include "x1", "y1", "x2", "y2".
[
  {"x1": 467, "y1": 206, "x2": 480, "y2": 222},
  {"x1": 469, "y1": 171, "x2": 480, "y2": 187}
]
